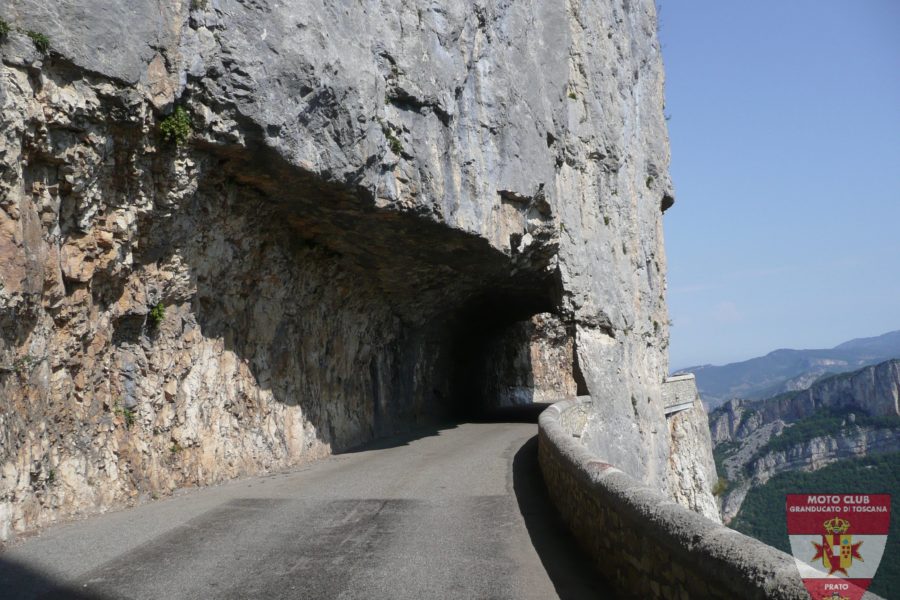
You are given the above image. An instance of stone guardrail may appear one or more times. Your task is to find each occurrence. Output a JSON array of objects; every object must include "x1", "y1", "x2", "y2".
[{"x1": 538, "y1": 397, "x2": 884, "y2": 599}]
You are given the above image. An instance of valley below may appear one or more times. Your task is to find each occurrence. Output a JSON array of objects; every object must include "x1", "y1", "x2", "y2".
[{"x1": 702, "y1": 352, "x2": 900, "y2": 596}]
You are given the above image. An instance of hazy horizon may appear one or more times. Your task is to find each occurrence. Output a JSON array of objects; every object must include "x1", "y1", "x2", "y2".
[{"x1": 672, "y1": 327, "x2": 900, "y2": 371}]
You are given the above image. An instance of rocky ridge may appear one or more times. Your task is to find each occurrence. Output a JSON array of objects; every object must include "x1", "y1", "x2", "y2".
[
  {"x1": 710, "y1": 359, "x2": 899, "y2": 444},
  {"x1": 719, "y1": 424, "x2": 900, "y2": 522},
  {"x1": 683, "y1": 330, "x2": 900, "y2": 408}
]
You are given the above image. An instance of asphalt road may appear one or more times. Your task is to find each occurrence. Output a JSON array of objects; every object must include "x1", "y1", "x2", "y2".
[{"x1": 1, "y1": 419, "x2": 610, "y2": 599}]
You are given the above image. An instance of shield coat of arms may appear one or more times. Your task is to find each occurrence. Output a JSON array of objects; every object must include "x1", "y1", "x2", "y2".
[{"x1": 786, "y1": 494, "x2": 891, "y2": 600}]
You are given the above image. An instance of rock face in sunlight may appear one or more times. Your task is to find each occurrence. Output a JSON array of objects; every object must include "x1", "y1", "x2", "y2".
[
  {"x1": 0, "y1": 0, "x2": 715, "y2": 539},
  {"x1": 481, "y1": 314, "x2": 579, "y2": 408},
  {"x1": 663, "y1": 379, "x2": 721, "y2": 523}
]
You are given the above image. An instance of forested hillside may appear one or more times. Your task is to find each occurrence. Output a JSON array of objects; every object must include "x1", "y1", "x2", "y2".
[{"x1": 731, "y1": 452, "x2": 900, "y2": 598}]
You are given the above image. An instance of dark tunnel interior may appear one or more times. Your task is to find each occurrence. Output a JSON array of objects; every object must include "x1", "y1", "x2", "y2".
[{"x1": 443, "y1": 288, "x2": 558, "y2": 420}]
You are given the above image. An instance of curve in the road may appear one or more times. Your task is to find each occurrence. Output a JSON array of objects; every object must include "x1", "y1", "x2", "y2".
[{"x1": 0, "y1": 420, "x2": 611, "y2": 600}]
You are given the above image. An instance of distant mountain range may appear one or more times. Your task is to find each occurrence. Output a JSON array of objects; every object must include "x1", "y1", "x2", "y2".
[{"x1": 676, "y1": 330, "x2": 900, "y2": 409}]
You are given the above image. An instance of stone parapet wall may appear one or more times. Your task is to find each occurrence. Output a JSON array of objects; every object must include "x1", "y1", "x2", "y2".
[{"x1": 538, "y1": 398, "x2": 884, "y2": 599}]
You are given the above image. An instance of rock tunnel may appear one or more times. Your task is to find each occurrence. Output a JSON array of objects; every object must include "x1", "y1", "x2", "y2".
[
  {"x1": 0, "y1": 0, "x2": 686, "y2": 543},
  {"x1": 205, "y1": 135, "x2": 583, "y2": 431},
  {"x1": 0, "y1": 57, "x2": 620, "y2": 537}
]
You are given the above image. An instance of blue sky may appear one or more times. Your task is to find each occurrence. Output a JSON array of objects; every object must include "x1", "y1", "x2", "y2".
[{"x1": 657, "y1": 1, "x2": 900, "y2": 369}]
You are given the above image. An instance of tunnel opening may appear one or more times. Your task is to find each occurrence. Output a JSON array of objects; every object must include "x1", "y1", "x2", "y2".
[
  {"x1": 442, "y1": 288, "x2": 574, "y2": 421},
  {"x1": 192, "y1": 133, "x2": 575, "y2": 441}
]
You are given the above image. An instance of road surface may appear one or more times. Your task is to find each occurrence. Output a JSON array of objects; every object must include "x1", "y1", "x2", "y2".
[{"x1": 1, "y1": 419, "x2": 609, "y2": 599}]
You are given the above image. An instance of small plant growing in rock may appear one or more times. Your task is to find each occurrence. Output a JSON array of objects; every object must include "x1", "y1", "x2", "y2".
[
  {"x1": 379, "y1": 121, "x2": 403, "y2": 155},
  {"x1": 0, "y1": 19, "x2": 10, "y2": 38},
  {"x1": 159, "y1": 107, "x2": 193, "y2": 146},
  {"x1": 567, "y1": 90, "x2": 577, "y2": 100},
  {"x1": 645, "y1": 175, "x2": 654, "y2": 188},
  {"x1": 148, "y1": 301, "x2": 166, "y2": 329},
  {"x1": 114, "y1": 403, "x2": 137, "y2": 429},
  {"x1": 386, "y1": 132, "x2": 403, "y2": 154},
  {"x1": 169, "y1": 442, "x2": 184, "y2": 454},
  {"x1": 712, "y1": 477, "x2": 729, "y2": 496},
  {"x1": 603, "y1": 216, "x2": 611, "y2": 226},
  {"x1": 13, "y1": 354, "x2": 37, "y2": 374},
  {"x1": 25, "y1": 30, "x2": 50, "y2": 54},
  {"x1": 190, "y1": 0, "x2": 208, "y2": 9}
]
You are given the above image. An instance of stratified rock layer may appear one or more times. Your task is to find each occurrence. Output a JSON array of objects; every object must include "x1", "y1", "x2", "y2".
[
  {"x1": 710, "y1": 360, "x2": 900, "y2": 445},
  {"x1": 0, "y1": 0, "x2": 709, "y2": 539}
]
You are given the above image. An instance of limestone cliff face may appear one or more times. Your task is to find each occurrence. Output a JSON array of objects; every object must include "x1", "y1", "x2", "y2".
[
  {"x1": 710, "y1": 360, "x2": 900, "y2": 445},
  {"x1": 481, "y1": 314, "x2": 578, "y2": 408},
  {"x1": 663, "y1": 378, "x2": 720, "y2": 522},
  {"x1": 0, "y1": 0, "x2": 698, "y2": 539},
  {"x1": 746, "y1": 427, "x2": 900, "y2": 483}
]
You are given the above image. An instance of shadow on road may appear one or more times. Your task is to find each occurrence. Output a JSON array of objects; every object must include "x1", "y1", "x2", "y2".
[
  {"x1": 473, "y1": 402, "x2": 555, "y2": 423},
  {"x1": 338, "y1": 402, "x2": 555, "y2": 455},
  {"x1": 0, "y1": 556, "x2": 107, "y2": 600},
  {"x1": 512, "y1": 435, "x2": 616, "y2": 600},
  {"x1": 338, "y1": 421, "x2": 459, "y2": 454}
]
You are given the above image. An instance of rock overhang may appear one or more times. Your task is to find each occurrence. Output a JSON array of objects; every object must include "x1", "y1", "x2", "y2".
[{"x1": 0, "y1": 0, "x2": 691, "y2": 539}]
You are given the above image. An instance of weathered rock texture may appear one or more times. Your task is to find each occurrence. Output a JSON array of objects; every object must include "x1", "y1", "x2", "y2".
[
  {"x1": 663, "y1": 377, "x2": 720, "y2": 522},
  {"x1": 0, "y1": 0, "x2": 709, "y2": 540},
  {"x1": 481, "y1": 313, "x2": 578, "y2": 407}
]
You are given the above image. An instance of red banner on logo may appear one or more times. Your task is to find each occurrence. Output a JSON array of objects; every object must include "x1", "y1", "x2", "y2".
[{"x1": 786, "y1": 494, "x2": 891, "y2": 600}]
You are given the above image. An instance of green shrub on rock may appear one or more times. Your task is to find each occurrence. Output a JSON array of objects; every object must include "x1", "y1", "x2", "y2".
[
  {"x1": 159, "y1": 107, "x2": 193, "y2": 146},
  {"x1": 148, "y1": 301, "x2": 166, "y2": 329},
  {"x1": 26, "y1": 30, "x2": 50, "y2": 54}
]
